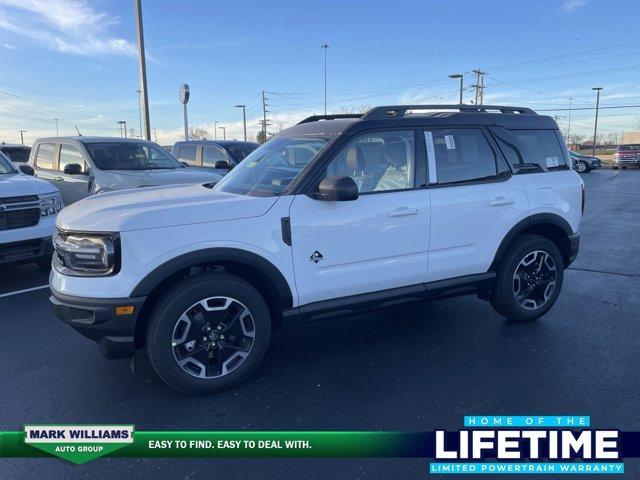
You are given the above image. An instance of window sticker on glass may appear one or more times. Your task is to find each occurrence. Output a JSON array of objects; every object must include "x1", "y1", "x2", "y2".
[
  {"x1": 444, "y1": 134, "x2": 456, "y2": 150},
  {"x1": 546, "y1": 156, "x2": 559, "y2": 168}
]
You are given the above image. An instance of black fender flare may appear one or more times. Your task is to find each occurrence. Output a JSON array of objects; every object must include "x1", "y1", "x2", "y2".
[
  {"x1": 129, "y1": 247, "x2": 293, "y2": 309},
  {"x1": 489, "y1": 213, "x2": 574, "y2": 271}
]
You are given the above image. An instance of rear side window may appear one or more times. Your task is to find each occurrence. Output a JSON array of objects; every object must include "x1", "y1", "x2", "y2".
[
  {"x1": 507, "y1": 130, "x2": 567, "y2": 171},
  {"x1": 177, "y1": 145, "x2": 197, "y2": 165},
  {"x1": 426, "y1": 128, "x2": 497, "y2": 185},
  {"x1": 35, "y1": 143, "x2": 55, "y2": 169}
]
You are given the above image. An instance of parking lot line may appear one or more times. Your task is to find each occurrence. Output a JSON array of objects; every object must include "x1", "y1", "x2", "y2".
[{"x1": 0, "y1": 285, "x2": 49, "y2": 298}]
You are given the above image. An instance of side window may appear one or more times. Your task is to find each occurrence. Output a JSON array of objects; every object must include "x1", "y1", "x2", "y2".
[
  {"x1": 202, "y1": 146, "x2": 228, "y2": 167},
  {"x1": 325, "y1": 130, "x2": 415, "y2": 193},
  {"x1": 426, "y1": 129, "x2": 497, "y2": 184},
  {"x1": 177, "y1": 145, "x2": 197, "y2": 165},
  {"x1": 34, "y1": 143, "x2": 55, "y2": 169},
  {"x1": 509, "y1": 129, "x2": 568, "y2": 171},
  {"x1": 59, "y1": 145, "x2": 87, "y2": 172}
]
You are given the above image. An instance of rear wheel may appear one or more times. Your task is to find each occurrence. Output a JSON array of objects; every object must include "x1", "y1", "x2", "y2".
[
  {"x1": 147, "y1": 272, "x2": 271, "y2": 394},
  {"x1": 490, "y1": 234, "x2": 564, "y2": 322}
]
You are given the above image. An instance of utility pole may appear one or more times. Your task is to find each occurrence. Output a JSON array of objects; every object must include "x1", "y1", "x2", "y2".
[
  {"x1": 566, "y1": 97, "x2": 573, "y2": 142},
  {"x1": 214, "y1": 121, "x2": 217, "y2": 140},
  {"x1": 449, "y1": 74, "x2": 464, "y2": 104},
  {"x1": 235, "y1": 104, "x2": 247, "y2": 141},
  {"x1": 118, "y1": 121, "x2": 127, "y2": 137},
  {"x1": 219, "y1": 126, "x2": 226, "y2": 140},
  {"x1": 54, "y1": 118, "x2": 59, "y2": 137},
  {"x1": 592, "y1": 87, "x2": 603, "y2": 157},
  {"x1": 134, "y1": 0, "x2": 151, "y2": 140},
  {"x1": 19, "y1": 130, "x2": 26, "y2": 144},
  {"x1": 321, "y1": 43, "x2": 329, "y2": 115},
  {"x1": 472, "y1": 70, "x2": 486, "y2": 105},
  {"x1": 262, "y1": 90, "x2": 269, "y2": 141},
  {"x1": 136, "y1": 89, "x2": 143, "y2": 138}
]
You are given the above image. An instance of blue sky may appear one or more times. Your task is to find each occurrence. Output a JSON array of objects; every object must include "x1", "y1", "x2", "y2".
[{"x1": 1, "y1": 0, "x2": 639, "y2": 145}]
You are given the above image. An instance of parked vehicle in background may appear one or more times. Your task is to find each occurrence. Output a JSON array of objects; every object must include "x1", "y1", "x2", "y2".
[
  {"x1": 0, "y1": 143, "x2": 31, "y2": 163},
  {"x1": 172, "y1": 140, "x2": 259, "y2": 176},
  {"x1": 25, "y1": 137, "x2": 222, "y2": 205},
  {"x1": 569, "y1": 150, "x2": 601, "y2": 173},
  {"x1": 0, "y1": 150, "x2": 61, "y2": 270},
  {"x1": 613, "y1": 144, "x2": 640, "y2": 170},
  {"x1": 50, "y1": 105, "x2": 583, "y2": 394}
]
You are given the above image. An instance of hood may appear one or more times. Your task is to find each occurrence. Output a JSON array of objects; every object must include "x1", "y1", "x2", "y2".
[
  {"x1": 0, "y1": 172, "x2": 59, "y2": 197},
  {"x1": 100, "y1": 168, "x2": 221, "y2": 189},
  {"x1": 56, "y1": 183, "x2": 278, "y2": 232}
]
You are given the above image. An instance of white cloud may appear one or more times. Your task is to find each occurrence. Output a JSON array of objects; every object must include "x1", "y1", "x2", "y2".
[
  {"x1": 562, "y1": 0, "x2": 587, "y2": 13},
  {"x1": 0, "y1": 0, "x2": 136, "y2": 56},
  {"x1": 2, "y1": 42, "x2": 16, "y2": 49}
]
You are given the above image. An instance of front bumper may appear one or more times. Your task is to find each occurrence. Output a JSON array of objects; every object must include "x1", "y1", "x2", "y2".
[
  {"x1": 568, "y1": 233, "x2": 580, "y2": 265},
  {"x1": 614, "y1": 157, "x2": 640, "y2": 166},
  {"x1": 0, "y1": 236, "x2": 53, "y2": 266},
  {"x1": 50, "y1": 290, "x2": 146, "y2": 359}
]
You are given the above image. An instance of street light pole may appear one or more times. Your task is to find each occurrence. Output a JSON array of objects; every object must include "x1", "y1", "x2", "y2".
[
  {"x1": 449, "y1": 74, "x2": 464, "y2": 104},
  {"x1": 136, "y1": 89, "x2": 143, "y2": 138},
  {"x1": 566, "y1": 97, "x2": 573, "y2": 142},
  {"x1": 235, "y1": 104, "x2": 247, "y2": 141},
  {"x1": 19, "y1": 130, "x2": 26, "y2": 144},
  {"x1": 54, "y1": 118, "x2": 59, "y2": 137},
  {"x1": 219, "y1": 126, "x2": 226, "y2": 140},
  {"x1": 118, "y1": 121, "x2": 127, "y2": 137},
  {"x1": 134, "y1": 0, "x2": 151, "y2": 140},
  {"x1": 321, "y1": 43, "x2": 329, "y2": 115},
  {"x1": 214, "y1": 121, "x2": 217, "y2": 140},
  {"x1": 591, "y1": 87, "x2": 603, "y2": 157}
]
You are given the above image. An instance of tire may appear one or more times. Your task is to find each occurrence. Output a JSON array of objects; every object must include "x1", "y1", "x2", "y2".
[
  {"x1": 622, "y1": 166, "x2": 627, "y2": 170},
  {"x1": 612, "y1": 166, "x2": 618, "y2": 170},
  {"x1": 576, "y1": 161, "x2": 588, "y2": 173},
  {"x1": 147, "y1": 272, "x2": 272, "y2": 394},
  {"x1": 490, "y1": 234, "x2": 564, "y2": 323}
]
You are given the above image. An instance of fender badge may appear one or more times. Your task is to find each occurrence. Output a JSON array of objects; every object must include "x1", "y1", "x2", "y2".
[{"x1": 310, "y1": 251, "x2": 324, "y2": 263}]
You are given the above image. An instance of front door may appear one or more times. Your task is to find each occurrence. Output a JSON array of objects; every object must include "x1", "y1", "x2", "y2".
[
  {"x1": 289, "y1": 129, "x2": 430, "y2": 307},
  {"x1": 55, "y1": 144, "x2": 90, "y2": 205}
]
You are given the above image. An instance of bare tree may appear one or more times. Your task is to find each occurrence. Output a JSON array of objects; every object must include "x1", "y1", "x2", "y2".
[
  {"x1": 336, "y1": 105, "x2": 372, "y2": 115},
  {"x1": 604, "y1": 132, "x2": 621, "y2": 146},
  {"x1": 634, "y1": 116, "x2": 640, "y2": 130},
  {"x1": 565, "y1": 132, "x2": 585, "y2": 145},
  {"x1": 189, "y1": 126, "x2": 209, "y2": 140}
]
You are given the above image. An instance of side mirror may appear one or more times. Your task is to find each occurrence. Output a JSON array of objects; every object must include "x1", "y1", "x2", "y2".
[
  {"x1": 315, "y1": 176, "x2": 359, "y2": 201},
  {"x1": 63, "y1": 163, "x2": 84, "y2": 175},
  {"x1": 18, "y1": 164, "x2": 34, "y2": 176},
  {"x1": 214, "y1": 160, "x2": 231, "y2": 170},
  {"x1": 180, "y1": 161, "x2": 189, "y2": 168}
]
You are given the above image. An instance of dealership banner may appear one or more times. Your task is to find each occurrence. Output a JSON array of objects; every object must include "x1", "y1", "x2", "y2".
[{"x1": 1, "y1": 416, "x2": 639, "y2": 471}]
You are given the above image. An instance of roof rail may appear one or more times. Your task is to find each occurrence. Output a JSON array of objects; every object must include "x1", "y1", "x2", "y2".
[
  {"x1": 361, "y1": 104, "x2": 536, "y2": 121},
  {"x1": 297, "y1": 114, "x2": 362, "y2": 125}
]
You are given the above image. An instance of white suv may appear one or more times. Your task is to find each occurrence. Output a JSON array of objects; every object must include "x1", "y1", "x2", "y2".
[{"x1": 50, "y1": 105, "x2": 583, "y2": 394}]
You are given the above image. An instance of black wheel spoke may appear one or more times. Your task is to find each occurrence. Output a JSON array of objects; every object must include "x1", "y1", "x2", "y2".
[{"x1": 513, "y1": 250, "x2": 557, "y2": 311}]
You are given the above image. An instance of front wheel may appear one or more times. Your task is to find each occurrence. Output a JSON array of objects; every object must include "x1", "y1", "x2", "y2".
[
  {"x1": 576, "y1": 161, "x2": 588, "y2": 173},
  {"x1": 147, "y1": 272, "x2": 271, "y2": 394},
  {"x1": 490, "y1": 235, "x2": 564, "y2": 322}
]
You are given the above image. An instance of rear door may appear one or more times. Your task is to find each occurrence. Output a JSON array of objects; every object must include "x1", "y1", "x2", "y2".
[
  {"x1": 424, "y1": 127, "x2": 529, "y2": 282},
  {"x1": 55, "y1": 144, "x2": 91, "y2": 204}
]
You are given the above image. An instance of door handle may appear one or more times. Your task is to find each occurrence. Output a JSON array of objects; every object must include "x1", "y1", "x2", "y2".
[
  {"x1": 490, "y1": 196, "x2": 516, "y2": 206},
  {"x1": 388, "y1": 207, "x2": 421, "y2": 217}
]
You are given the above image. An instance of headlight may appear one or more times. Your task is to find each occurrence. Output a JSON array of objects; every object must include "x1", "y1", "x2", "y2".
[
  {"x1": 39, "y1": 193, "x2": 64, "y2": 217},
  {"x1": 53, "y1": 230, "x2": 119, "y2": 276}
]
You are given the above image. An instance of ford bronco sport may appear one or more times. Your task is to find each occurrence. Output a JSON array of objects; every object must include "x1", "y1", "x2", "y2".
[{"x1": 50, "y1": 105, "x2": 583, "y2": 394}]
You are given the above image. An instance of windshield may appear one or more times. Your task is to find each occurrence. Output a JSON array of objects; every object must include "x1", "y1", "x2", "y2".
[
  {"x1": 86, "y1": 142, "x2": 182, "y2": 171},
  {"x1": 0, "y1": 151, "x2": 16, "y2": 174},
  {"x1": 214, "y1": 136, "x2": 328, "y2": 197},
  {"x1": 224, "y1": 144, "x2": 258, "y2": 162},
  {"x1": 1, "y1": 147, "x2": 30, "y2": 163}
]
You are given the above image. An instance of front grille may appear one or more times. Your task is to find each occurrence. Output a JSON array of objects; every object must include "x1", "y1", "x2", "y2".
[
  {"x1": 0, "y1": 238, "x2": 43, "y2": 262},
  {"x1": 0, "y1": 195, "x2": 40, "y2": 231}
]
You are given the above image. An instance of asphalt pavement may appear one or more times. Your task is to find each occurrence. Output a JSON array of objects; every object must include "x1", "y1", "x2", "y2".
[{"x1": 1, "y1": 169, "x2": 639, "y2": 479}]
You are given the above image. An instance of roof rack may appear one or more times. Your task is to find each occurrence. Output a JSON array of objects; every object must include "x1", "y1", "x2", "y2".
[
  {"x1": 297, "y1": 114, "x2": 362, "y2": 125},
  {"x1": 361, "y1": 104, "x2": 536, "y2": 121}
]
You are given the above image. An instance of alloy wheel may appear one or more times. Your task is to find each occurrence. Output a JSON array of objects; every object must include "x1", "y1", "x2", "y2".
[
  {"x1": 171, "y1": 296, "x2": 255, "y2": 378},
  {"x1": 512, "y1": 250, "x2": 557, "y2": 311},
  {"x1": 576, "y1": 161, "x2": 587, "y2": 173}
]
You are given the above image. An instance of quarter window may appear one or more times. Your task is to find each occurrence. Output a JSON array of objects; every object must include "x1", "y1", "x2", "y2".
[
  {"x1": 59, "y1": 145, "x2": 87, "y2": 172},
  {"x1": 34, "y1": 143, "x2": 55, "y2": 169},
  {"x1": 325, "y1": 130, "x2": 416, "y2": 193},
  {"x1": 177, "y1": 145, "x2": 197, "y2": 165},
  {"x1": 202, "y1": 146, "x2": 228, "y2": 166},
  {"x1": 426, "y1": 129, "x2": 497, "y2": 184},
  {"x1": 508, "y1": 129, "x2": 567, "y2": 171}
]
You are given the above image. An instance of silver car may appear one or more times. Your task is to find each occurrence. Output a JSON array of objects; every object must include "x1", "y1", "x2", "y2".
[{"x1": 22, "y1": 137, "x2": 222, "y2": 205}]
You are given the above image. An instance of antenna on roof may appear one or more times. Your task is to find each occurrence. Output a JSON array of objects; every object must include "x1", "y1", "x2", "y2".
[{"x1": 75, "y1": 125, "x2": 83, "y2": 136}]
